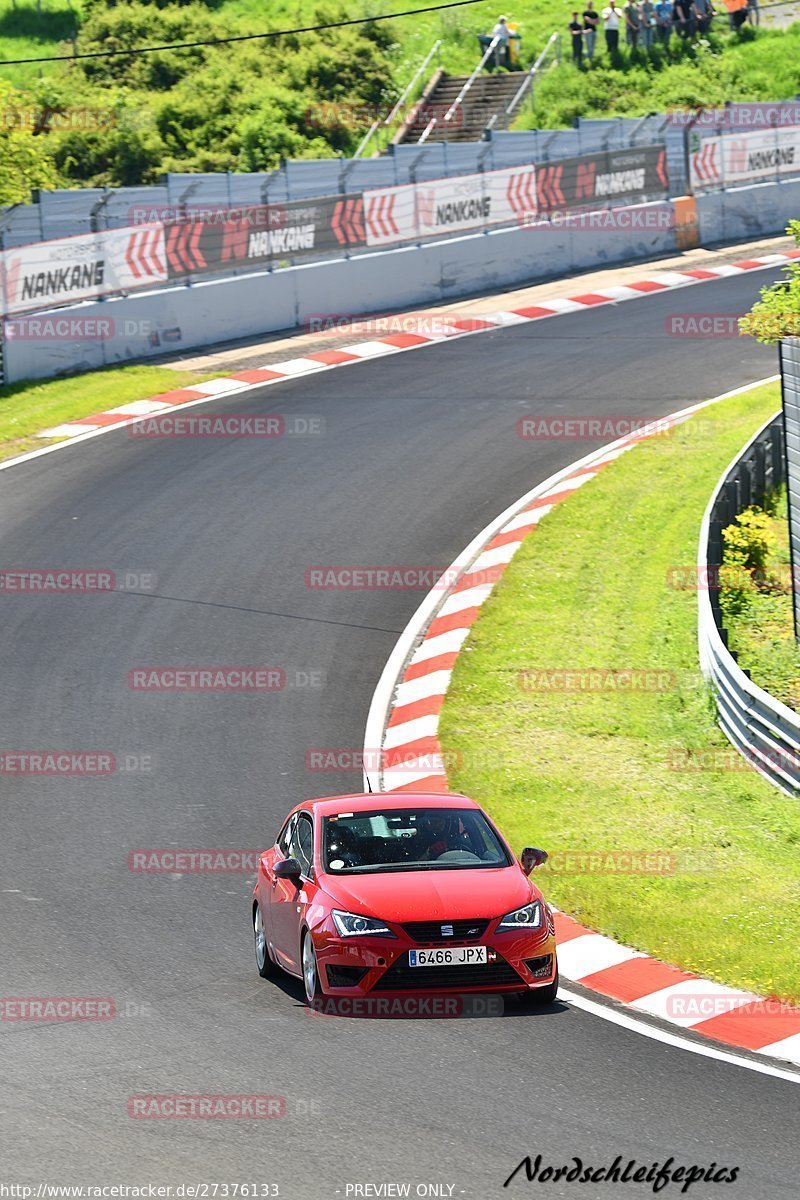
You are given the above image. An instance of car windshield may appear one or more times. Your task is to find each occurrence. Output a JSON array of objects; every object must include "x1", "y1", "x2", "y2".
[{"x1": 321, "y1": 808, "x2": 511, "y2": 874}]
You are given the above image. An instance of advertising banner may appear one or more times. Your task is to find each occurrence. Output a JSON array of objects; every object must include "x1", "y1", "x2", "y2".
[
  {"x1": 363, "y1": 166, "x2": 537, "y2": 247},
  {"x1": 536, "y1": 145, "x2": 669, "y2": 215},
  {"x1": 690, "y1": 126, "x2": 800, "y2": 190},
  {"x1": 0, "y1": 225, "x2": 167, "y2": 317},
  {"x1": 162, "y1": 194, "x2": 366, "y2": 279}
]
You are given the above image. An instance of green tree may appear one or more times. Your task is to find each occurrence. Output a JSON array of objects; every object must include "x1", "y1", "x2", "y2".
[
  {"x1": 740, "y1": 221, "x2": 800, "y2": 344},
  {"x1": 0, "y1": 81, "x2": 61, "y2": 204}
]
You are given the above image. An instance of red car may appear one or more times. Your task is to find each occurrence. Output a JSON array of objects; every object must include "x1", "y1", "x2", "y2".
[{"x1": 252, "y1": 792, "x2": 558, "y2": 1008}]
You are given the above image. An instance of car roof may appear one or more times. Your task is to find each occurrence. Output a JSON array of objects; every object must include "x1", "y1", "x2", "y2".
[{"x1": 299, "y1": 792, "x2": 480, "y2": 817}]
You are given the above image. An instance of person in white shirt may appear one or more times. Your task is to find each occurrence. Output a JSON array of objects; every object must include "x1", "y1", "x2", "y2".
[
  {"x1": 491, "y1": 16, "x2": 511, "y2": 66},
  {"x1": 602, "y1": 0, "x2": 621, "y2": 51}
]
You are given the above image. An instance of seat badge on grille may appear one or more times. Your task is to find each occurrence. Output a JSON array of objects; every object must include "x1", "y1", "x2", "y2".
[{"x1": 441, "y1": 924, "x2": 454, "y2": 937}]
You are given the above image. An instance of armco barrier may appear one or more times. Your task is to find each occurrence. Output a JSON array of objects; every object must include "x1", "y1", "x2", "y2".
[
  {"x1": 698, "y1": 412, "x2": 800, "y2": 796},
  {"x1": 1, "y1": 199, "x2": 677, "y2": 383}
]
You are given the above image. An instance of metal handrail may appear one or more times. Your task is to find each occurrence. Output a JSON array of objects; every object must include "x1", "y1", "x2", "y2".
[
  {"x1": 354, "y1": 38, "x2": 443, "y2": 158},
  {"x1": 442, "y1": 35, "x2": 501, "y2": 129},
  {"x1": 418, "y1": 116, "x2": 437, "y2": 144},
  {"x1": 505, "y1": 31, "x2": 561, "y2": 121}
]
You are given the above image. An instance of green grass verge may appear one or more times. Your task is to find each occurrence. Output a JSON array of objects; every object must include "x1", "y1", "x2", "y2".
[
  {"x1": 721, "y1": 489, "x2": 800, "y2": 709},
  {"x1": 0, "y1": 0, "x2": 799, "y2": 186},
  {"x1": 439, "y1": 381, "x2": 800, "y2": 1003},
  {"x1": 0, "y1": 363, "x2": 220, "y2": 461}
]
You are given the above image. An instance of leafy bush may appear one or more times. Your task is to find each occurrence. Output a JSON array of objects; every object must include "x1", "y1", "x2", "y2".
[
  {"x1": 36, "y1": 1, "x2": 396, "y2": 183},
  {"x1": 719, "y1": 504, "x2": 779, "y2": 619},
  {"x1": 740, "y1": 220, "x2": 800, "y2": 345},
  {"x1": 0, "y1": 80, "x2": 61, "y2": 203},
  {"x1": 723, "y1": 506, "x2": 776, "y2": 572}
]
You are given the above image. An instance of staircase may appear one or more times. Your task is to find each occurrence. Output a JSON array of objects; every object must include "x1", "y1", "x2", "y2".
[{"x1": 398, "y1": 71, "x2": 524, "y2": 144}]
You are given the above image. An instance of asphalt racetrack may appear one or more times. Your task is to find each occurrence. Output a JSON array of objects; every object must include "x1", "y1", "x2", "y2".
[{"x1": 1, "y1": 269, "x2": 798, "y2": 1198}]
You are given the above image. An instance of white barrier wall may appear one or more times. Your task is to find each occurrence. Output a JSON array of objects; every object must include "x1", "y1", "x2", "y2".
[
  {"x1": 695, "y1": 176, "x2": 800, "y2": 244},
  {"x1": 3, "y1": 200, "x2": 678, "y2": 384}
]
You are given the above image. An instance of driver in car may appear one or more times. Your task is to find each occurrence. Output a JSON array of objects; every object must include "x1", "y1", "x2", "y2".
[{"x1": 417, "y1": 813, "x2": 464, "y2": 860}]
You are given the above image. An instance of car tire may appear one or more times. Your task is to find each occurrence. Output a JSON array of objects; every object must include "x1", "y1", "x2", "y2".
[
  {"x1": 301, "y1": 930, "x2": 324, "y2": 1006},
  {"x1": 253, "y1": 902, "x2": 275, "y2": 979},
  {"x1": 519, "y1": 970, "x2": 559, "y2": 1007}
]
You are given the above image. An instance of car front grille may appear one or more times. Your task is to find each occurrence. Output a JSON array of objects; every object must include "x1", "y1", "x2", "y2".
[
  {"x1": 373, "y1": 954, "x2": 522, "y2": 991},
  {"x1": 402, "y1": 919, "x2": 491, "y2": 944}
]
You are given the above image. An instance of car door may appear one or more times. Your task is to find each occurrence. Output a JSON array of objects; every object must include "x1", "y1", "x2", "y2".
[
  {"x1": 268, "y1": 811, "x2": 314, "y2": 974},
  {"x1": 258, "y1": 813, "x2": 293, "y2": 946}
]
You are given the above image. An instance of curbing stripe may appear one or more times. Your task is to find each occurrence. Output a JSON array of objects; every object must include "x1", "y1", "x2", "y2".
[
  {"x1": 366, "y1": 378, "x2": 800, "y2": 1069},
  {"x1": 25, "y1": 248, "x2": 800, "y2": 452}
]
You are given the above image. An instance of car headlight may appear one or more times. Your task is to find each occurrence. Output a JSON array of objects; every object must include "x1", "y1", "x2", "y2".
[
  {"x1": 331, "y1": 909, "x2": 396, "y2": 938},
  {"x1": 496, "y1": 901, "x2": 542, "y2": 931}
]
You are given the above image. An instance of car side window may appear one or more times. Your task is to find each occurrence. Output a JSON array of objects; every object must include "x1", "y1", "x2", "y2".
[
  {"x1": 292, "y1": 814, "x2": 314, "y2": 878},
  {"x1": 277, "y1": 815, "x2": 295, "y2": 856}
]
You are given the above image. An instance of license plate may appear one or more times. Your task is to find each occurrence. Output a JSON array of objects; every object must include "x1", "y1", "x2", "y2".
[{"x1": 408, "y1": 946, "x2": 489, "y2": 967}]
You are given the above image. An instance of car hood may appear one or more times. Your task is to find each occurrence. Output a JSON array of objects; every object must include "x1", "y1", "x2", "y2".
[{"x1": 320, "y1": 865, "x2": 535, "y2": 923}]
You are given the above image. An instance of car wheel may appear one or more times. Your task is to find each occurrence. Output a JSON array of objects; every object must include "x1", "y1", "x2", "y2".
[
  {"x1": 519, "y1": 970, "x2": 559, "y2": 1007},
  {"x1": 253, "y1": 903, "x2": 275, "y2": 979},
  {"x1": 301, "y1": 930, "x2": 324, "y2": 1006}
]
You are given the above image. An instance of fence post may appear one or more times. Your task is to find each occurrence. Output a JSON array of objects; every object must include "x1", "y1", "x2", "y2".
[{"x1": 753, "y1": 442, "x2": 766, "y2": 506}]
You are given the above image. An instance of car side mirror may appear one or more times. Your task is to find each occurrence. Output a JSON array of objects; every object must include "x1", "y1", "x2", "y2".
[
  {"x1": 520, "y1": 846, "x2": 548, "y2": 875},
  {"x1": 274, "y1": 856, "x2": 303, "y2": 881}
]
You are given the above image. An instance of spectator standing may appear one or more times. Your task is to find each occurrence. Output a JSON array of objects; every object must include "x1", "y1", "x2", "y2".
[
  {"x1": 625, "y1": 0, "x2": 643, "y2": 48},
  {"x1": 602, "y1": 0, "x2": 622, "y2": 52},
  {"x1": 491, "y1": 16, "x2": 511, "y2": 67},
  {"x1": 655, "y1": 0, "x2": 673, "y2": 41},
  {"x1": 641, "y1": 0, "x2": 657, "y2": 46},
  {"x1": 569, "y1": 11, "x2": 585, "y2": 61},
  {"x1": 672, "y1": 0, "x2": 695, "y2": 36},
  {"x1": 693, "y1": 0, "x2": 715, "y2": 33},
  {"x1": 583, "y1": 3, "x2": 600, "y2": 58},
  {"x1": 746, "y1": 0, "x2": 759, "y2": 24}
]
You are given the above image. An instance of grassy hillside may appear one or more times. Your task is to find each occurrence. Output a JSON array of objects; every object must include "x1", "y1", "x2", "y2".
[{"x1": 0, "y1": 0, "x2": 798, "y2": 191}]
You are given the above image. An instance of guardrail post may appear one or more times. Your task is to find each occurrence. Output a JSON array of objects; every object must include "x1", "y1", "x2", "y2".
[
  {"x1": 771, "y1": 421, "x2": 784, "y2": 490},
  {"x1": 739, "y1": 460, "x2": 752, "y2": 511},
  {"x1": 753, "y1": 441, "x2": 766, "y2": 506}
]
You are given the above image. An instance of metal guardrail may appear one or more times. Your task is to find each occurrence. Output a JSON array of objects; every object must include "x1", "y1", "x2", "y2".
[{"x1": 698, "y1": 410, "x2": 800, "y2": 795}]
